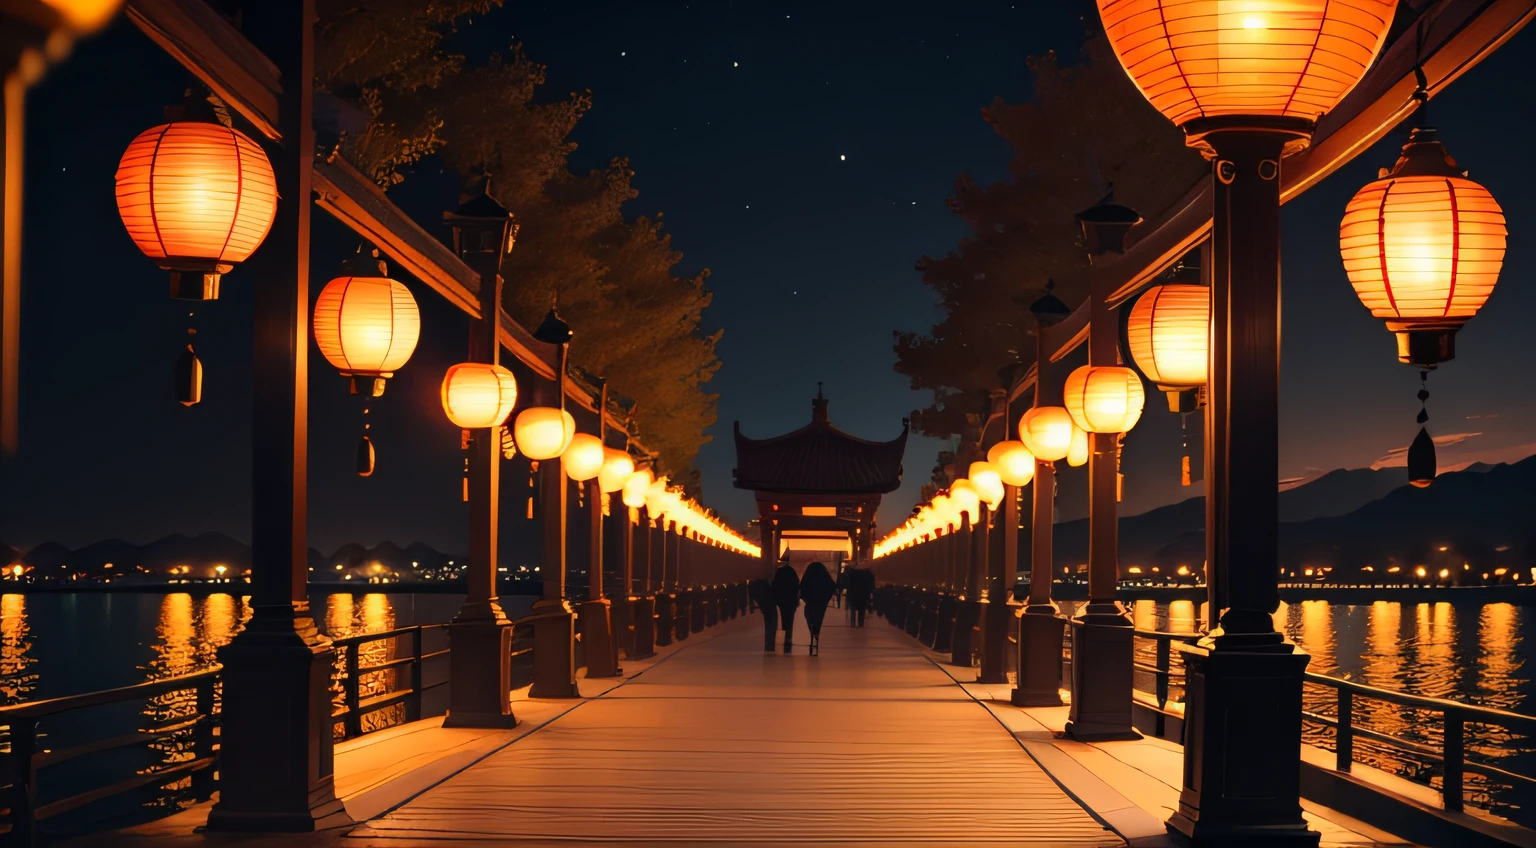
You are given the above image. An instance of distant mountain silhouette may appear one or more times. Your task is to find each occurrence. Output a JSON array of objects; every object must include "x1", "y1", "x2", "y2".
[{"x1": 1051, "y1": 457, "x2": 1536, "y2": 575}]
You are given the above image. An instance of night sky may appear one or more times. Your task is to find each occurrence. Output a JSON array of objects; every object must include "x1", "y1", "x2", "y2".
[{"x1": 3, "y1": 2, "x2": 1534, "y2": 554}]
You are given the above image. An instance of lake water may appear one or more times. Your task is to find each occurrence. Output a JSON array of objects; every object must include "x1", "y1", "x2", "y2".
[{"x1": 4, "y1": 594, "x2": 1533, "y2": 831}]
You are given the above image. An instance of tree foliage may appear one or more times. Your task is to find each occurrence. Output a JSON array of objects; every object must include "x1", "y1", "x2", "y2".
[
  {"x1": 894, "y1": 36, "x2": 1204, "y2": 438},
  {"x1": 314, "y1": 1, "x2": 720, "y2": 475}
]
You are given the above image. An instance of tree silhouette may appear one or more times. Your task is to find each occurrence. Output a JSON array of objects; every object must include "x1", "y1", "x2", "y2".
[
  {"x1": 895, "y1": 36, "x2": 1203, "y2": 438},
  {"x1": 315, "y1": 1, "x2": 719, "y2": 475}
]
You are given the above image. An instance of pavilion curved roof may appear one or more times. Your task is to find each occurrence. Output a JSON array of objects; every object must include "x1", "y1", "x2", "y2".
[{"x1": 732, "y1": 391, "x2": 907, "y2": 495}]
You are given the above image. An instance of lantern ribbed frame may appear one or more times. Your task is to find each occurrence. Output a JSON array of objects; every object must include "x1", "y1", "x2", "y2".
[
  {"x1": 313, "y1": 276, "x2": 420, "y2": 378},
  {"x1": 986, "y1": 440, "x2": 1037, "y2": 487},
  {"x1": 1340, "y1": 174, "x2": 1505, "y2": 327},
  {"x1": 1096, "y1": 0, "x2": 1396, "y2": 128},
  {"x1": 561, "y1": 433, "x2": 606, "y2": 482},
  {"x1": 1064, "y1": 365, "x2": 1146, "y2": 434},
  {"x1": 1127, "y1": 284, "x2": 1209, "y2": 389},
  {"x1": 514, "y1": 407, "x2": 576, "y2": 461},
  {"x1": 622, "y1": 468, "x2": 655, "y2": 509},
  {"x1": 440, "y1": 363, "x2": 518, "y2": 430},
  {"x1": 115, "y1": 122, "x2": 278, "y2": 272},
  {"x1": 1019, "y1": 406, "x2": 1075, "y2": 462}
]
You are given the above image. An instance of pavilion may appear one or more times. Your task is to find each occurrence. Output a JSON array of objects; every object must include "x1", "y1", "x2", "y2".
[{"x1": 733, "y1": 387, "x2": 907, "y2": 573}]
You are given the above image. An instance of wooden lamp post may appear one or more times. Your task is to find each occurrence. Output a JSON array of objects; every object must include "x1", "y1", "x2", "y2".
[
  {"x1": 440, "y1": 179, "x2": 519, "y2": 728},
  {"x1": 1095, "y1": 1, "x2": 1397, "y2": 842},
  {"x1": 528, "y1": 306, "x2": 580, "y2": 699}
]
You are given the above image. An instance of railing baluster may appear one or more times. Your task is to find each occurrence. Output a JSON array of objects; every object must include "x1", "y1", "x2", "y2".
[
  {"x1": 193, "y1": 677, "x2": 217, "y2": 800},
  {"x1": 343, "y1": 642, "x2": 362, "y2": 740},
  {"x1": 407, "y1": 627, "x2": 423, "y2": 723},
  {"x1": 1155, "y1": 636, "x2": 1171, "y2": 709},
  {"x1": 1444, "y1": 709, "x2": 1464, "y2": 812},
  {"x1": 1336, "y1": 688, "x2": 1353, "y2": 773},
  {"x1": 10, "y1": 717, "x2": 37, "y2": 847}
]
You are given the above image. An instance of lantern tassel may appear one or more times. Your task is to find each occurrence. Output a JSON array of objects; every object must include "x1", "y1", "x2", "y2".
[
  {"x1": 356, "y1": 434, "x2": 375, "y2": 477},
  {"x1": 175, "y1": 335, "x2": 202, "y2": 407},
  {"x1": 1408, "y1": 371, "x2": 1436, "y2": 488}
]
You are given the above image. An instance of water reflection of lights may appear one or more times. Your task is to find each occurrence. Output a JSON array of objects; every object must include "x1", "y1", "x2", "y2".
[{"x1": 0, "y1": 594, "x2": 38, "y2": 705}]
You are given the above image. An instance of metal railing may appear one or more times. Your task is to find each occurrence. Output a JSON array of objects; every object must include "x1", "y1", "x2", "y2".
[
  {"x1": 1301, "y1": 673, "x2": 1536, "y2": 813},
  {"x1": 0, "y1": 668, "x2": 220, "y2": 844}
]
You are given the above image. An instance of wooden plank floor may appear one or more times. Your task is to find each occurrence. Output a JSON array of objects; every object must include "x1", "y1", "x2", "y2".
[{"x1": 352, "y1": 615, "x2": 1121, "y2": 845}]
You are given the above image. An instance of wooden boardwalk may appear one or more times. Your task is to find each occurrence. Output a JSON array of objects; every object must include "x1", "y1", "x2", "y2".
[{"x1": 351, "y1": 614, "x2": 1120, "y2": 845}]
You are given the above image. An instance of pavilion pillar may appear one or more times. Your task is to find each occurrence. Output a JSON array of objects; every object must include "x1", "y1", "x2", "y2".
[
  {"x1": 578, "y1": 386, "x2": 618, "y2": 678},
  {"x1": 654, "y1": 514, "x2": 673, "y2": 648},
  {"x1": 1065, "y1": 199, "x2": 1139, "y2": 741},
  {"x1": 1014, "y1": 455, "x2": 1065, "y2": 706},
  {"x1": 630, "y1": 506, "x2": 656, "y2": 659},
  {"x1": 933, "y1": 523, "x2": 959, "y2": 654},
  {"x1": 208, "y1": 0, "x2": 347, "y2": 831},
  {"x1": 530, "y1": 388, "x2": 578, "y2": 698}
]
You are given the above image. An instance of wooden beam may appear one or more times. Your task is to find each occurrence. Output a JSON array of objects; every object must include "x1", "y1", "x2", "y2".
[{"x1": 125, "y1": 0, "x2": 282, "y2": 141}]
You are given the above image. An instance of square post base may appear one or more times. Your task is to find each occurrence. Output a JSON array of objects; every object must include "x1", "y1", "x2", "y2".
[
  {"x1": 1166, "y1": 642, "x2": 1319, "y2": 847},
  {"x1": 578, "y1": 598, "x2": 620, "y2": 679},
  {"x1": 443, "y1": 618, "x2": 518, "y2": 727},
  {"x1": 610, "y1": 595, "x2": 634, "y2": 659},
  {"x1": 691, "y1": 591, "x2": 708, "y2": 633},
  {"x1": 1065, "y1": 618, "x2": 1140, "y2": 741},
  {"x1": 1012, "y1": 608, "x2": 1065, "y2": 707},
  {"x1": 528, "y1": 599, "x2": 579, "y2": 699},
  {"x1": 655, "y1": 594, "x2": 675, "y2": 647},
  {"x1": 978, "y1": 599, "x2": 1015, "y2": 683},
  {"x1": 950, "y1": 597, "x2": 979, "y2": 668},
  {"x1": 674, "y1": 592, "x2": 692, "y2": 641},
  {"x1": 932, "y1": 594, "x2": 956, "y2": 652},
  {"x1": 630, "y1": 596, "x2": 656, "y2": 659},
  {"x1": 206, "y1": 613, "x2": 349, "y2": 832}
]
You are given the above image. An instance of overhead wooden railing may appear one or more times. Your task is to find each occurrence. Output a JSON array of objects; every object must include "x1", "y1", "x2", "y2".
[
  {"x1": 121, "y1": 0, "x2": 641, "y2": 441},
  {"x1": 997, "y1": 0, "x2": 1535, "y2": 421}
]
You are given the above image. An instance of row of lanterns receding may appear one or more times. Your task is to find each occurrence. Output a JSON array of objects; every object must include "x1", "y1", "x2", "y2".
[{"x1": 108, "y1": 89, "x2": 760, "y2": 552}]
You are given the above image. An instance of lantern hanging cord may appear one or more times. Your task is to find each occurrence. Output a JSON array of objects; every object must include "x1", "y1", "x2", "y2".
[
  {"x1": 1417, "y1": 370, "x2": 1430, "y2": 426},
  {"x1": 1411, "y1": 65, "x2": 1430, "y2": 127}
]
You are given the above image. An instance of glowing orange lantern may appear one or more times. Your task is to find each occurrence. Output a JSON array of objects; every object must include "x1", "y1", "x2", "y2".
[
  {"x1": 513, "y1": 406, "x2": 575, "y2": 461},
  {"x1": 561, "y1": 433, "x2": 606, "y2": 482},
  {"x1": 1064, "y1": 365, "x2": 1145, "y2": 434},
  {"x1": 1096, "y1": 0, "x2": 1396, "y2": 129},
  {"x1": 1067, "y1": 425, "x2": 1089, "y2": 468},
  {"x1": 1127, "y1": 284, "x2": 1208, "y2": 410},
  {"x1": 440, "y1": 363, "x2": 518, "y2": 430},
  {"x1": 115, "y1": 120, "x2": 278, "y2": 299},
  {"x1": 599, "y1": 448, "x2": 635, "y2": 494},
  {"x1": 1339, "y1": 128, "x2": 1507, "y2": 366},
  {"x1": 622, "y1": 467, "x2": 655, "y2": 509},
  {"x1": 313, "y1": 256, "x2": 420, "y2": 397},
  {"x1": 986, "y1": 440, "x2": 1036, "y2": 487},
  {"x1": 1019, "y1": 406, "x2": 1075, "y2": 462},
  {"x1": 949, "y1": 480, "x2": 981, "y2": 526},
  {"x1": 968, "y1": 461, "x2": 1004, "y2": 508}
]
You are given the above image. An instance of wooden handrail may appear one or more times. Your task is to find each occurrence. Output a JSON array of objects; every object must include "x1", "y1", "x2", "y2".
[{"x1": 0, "y1": 666, "x2": 219, "y2": 720}]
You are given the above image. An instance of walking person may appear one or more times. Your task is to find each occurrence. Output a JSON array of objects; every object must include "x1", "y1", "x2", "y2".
[
  {"x1": 800, "y1": 561, "x2": 837, "y2": 656},
  {"x1": 749, "y1": 577, "x2": 777, "y2": 652},
  {"x1": 771, "y1": 563, "x2": 800, "y2": 654}
]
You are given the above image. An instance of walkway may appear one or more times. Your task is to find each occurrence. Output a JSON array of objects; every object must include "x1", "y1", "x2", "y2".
[{"x1": 352, "y1": 615, "x2": 1118, "y2": 845}]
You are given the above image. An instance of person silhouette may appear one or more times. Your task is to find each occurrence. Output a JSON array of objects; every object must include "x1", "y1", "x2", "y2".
[
  {"x1": 771, "y1": 563, "x2": 800, "y2": 654},
  {"x1": 749, "y1": 577, "x2": 776, "y2": 652},
  {"x1": 800, "y1": 561, "x2": 837, "y2": 656}
]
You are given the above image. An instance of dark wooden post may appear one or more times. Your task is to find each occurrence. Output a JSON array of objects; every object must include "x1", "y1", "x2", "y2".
[
  {"x1": 654, "y1": 513, "x2": 673, "y2": 647},
  {"x1": 579, "y1": 385, "x2": 619, "y2": 677},
  {"x1": 630, "y1": 505, "x2": 656, "y2": 659},
  {"x1": 529, "y1": 327, "x2": 579, "y2": 696},
  {"x1": 207, "y1": 1, "x2": 346, "y2": 831},
  {"x1": 442, "y1": 182, "x2": 517, "y2": 728},
  {"x1": 1064, "y1": 198, "x2": 1140, "y2": 742},
  {"x1": 1166, "y1": 121, "x2": 1315, "y2": 847},
  {"x1": 952, "y1": 502, "x2": 986, "y2": 668}
]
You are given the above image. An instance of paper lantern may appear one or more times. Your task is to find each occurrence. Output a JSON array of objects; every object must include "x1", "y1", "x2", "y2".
[
  {"x1": 115, "y1": 121, "x2": 278, "y2": 299},
  {"x1": 599, "y1": 449, "x2": 635, "y2": 494},
  {"x1": 968, "y1": 461, "x2": 1005, "y2": 508},
  {"x1": 440, "y1": 363, "x2": 518, "y2": 429},
  {"x1": 1065, "y1": 365, "x2": 1145, "y2": 434},
  {"x1": 1127, "y1": 284, "x2": 1208, "y2": 408},
  {"x1": 1339, "y1": 128, "x2": 1507, "y2": 366},
  {"x1": 949, "y1": 480, "x2": 981, "y2": 526},
  {"x1": 561, "y1": 433, "x2": 605, "y2": 482},
  {"x1": 1067, "y1": 425, "x2": 1089, "y2": 468},
  {"x1": 313, "y1": 271, "x2": 420, "y2": 396},
  {"x1": 931, "y1": 494, "x2": 954, "y2": 531},
  {"x1": 1096, "y1": 0, "x2": 1396, "y2": 129},
  {"x1": 45, "y1": 0, "x2": 124, "y2": 32},
  {"x1": 986, "y1": 440, "x2": 1036, "y2": 487},
  {"x1": 1019, "y1": 406, "x2": 1075, "y2": 462},
  {"x1": 513, "y1": 406, "x2": 576, "y2": 461},
  {"x1": 622, "y1": 468, "x2": 654, "y2": 509}
]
